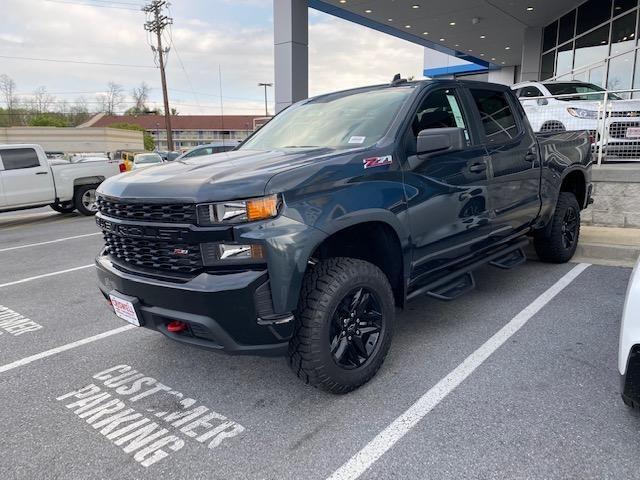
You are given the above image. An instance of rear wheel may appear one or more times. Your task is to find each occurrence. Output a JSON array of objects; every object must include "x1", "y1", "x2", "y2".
[
  {"x1": 534, "y1": 192, "x2": 580, "y2": 263},
  {"x1": 49, "y1": 201, "x2": 75, "y2": 214},
  {"x1": 288, "y1": 257, "x2": 395, "y2": 394},
  {"x1": 74, "y1": 185, "x2": 98, "y2": 216}
]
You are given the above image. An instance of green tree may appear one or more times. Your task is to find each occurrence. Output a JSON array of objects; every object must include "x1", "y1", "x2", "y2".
[
  {"x1": 108, "y1": 122, "x2": 155, "y2": 151},
  {"x1": 29, "y1": 114, "x2": 69, "y2": 127}
]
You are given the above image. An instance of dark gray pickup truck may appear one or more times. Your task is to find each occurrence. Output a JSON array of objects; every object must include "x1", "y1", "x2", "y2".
[{"x1": 95, "y1": 78, "x2": 592, "y2": 393}]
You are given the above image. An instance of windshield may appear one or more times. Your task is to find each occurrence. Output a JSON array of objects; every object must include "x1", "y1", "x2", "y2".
[
  {"x1": 135, "y1": 154, "x2": 162, "y2": 164},
  {"x1": 544, "y1": 82, "x2": 622, "y2": 101},
  {"x1": 240, "y1": 87, "x2": 415, "y2": 151}
]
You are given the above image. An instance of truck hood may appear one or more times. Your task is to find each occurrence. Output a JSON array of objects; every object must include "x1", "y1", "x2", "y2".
[
  {"x1": 561, "y1": 99, "x2": 640, "y2": 112},
  {"x1": 98, "y1": 148, "x2": 340, "y2": 203}
]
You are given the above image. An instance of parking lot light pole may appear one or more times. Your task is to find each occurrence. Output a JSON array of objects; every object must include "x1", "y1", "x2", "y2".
[{"x1": 258, "y1": 83, "x2": 273, "y2": 117}]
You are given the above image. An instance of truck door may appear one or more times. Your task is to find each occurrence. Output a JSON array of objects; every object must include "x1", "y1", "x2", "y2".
[
  {"x1": 403, "y1": 86, "x2": 492, "y2": 280},
  {"x1": 467, "y1": 87, "x2": 541, "y2": 240},
  {"x1": 0, "y1": 147, "x2": 55, "y2": 208}
]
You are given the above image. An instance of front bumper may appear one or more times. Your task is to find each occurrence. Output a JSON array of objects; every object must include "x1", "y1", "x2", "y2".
[{"x1": 96, "y1": 253, "x2": 294, "y2": 356}]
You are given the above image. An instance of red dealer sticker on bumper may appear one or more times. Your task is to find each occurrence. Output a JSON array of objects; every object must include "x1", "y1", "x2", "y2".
[{"x1": 363, "y1": 155, "x2": 393, "y2": 169}]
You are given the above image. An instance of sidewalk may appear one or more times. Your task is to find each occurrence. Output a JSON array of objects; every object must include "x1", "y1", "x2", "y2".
[{"x1": 574, "y1": 226, "x2": 640, "y2": 267}]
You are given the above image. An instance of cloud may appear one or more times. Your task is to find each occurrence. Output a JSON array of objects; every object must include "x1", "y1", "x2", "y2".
[{"x1": 0, "y1": 0, "x2": 424, "y2": 115}]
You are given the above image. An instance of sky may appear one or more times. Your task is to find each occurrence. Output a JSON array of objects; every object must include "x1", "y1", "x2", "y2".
[{"x1": 0, "y1": 0, "x2": 425, "y2": 116}]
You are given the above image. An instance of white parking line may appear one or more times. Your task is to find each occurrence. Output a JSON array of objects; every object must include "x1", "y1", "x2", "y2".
[
  {"x1": 0, "y1": 264, "x2": 95, "y2": 289},
  {"x1": 327, "y1": 263, "x2": 591, "y2": 480},
  {"x1": 0, "y1": 232, "x2": 102, "y2": 252},
  {"x1": 0, "y1": 325, "x2": 136, "y2": 374}
]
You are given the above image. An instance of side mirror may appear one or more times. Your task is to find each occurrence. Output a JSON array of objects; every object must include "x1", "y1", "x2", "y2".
[
  {"x1": 537, "y1": 98, "x2": 549, "y2": 106},
  {"x1": 417, "y1": 127, "x2": 466, "y2": 155}
]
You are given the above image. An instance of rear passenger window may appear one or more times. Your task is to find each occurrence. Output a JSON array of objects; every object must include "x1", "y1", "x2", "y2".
[
  {"x1": 0, "y1": 148, "x2": 41, "y2": 170},
  {"x1": 470, "y1": 89, "x2": 520, "y2": 144}
]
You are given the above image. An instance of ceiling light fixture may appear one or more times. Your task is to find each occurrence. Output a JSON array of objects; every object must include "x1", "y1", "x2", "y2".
[
  {"x1": 365, "y1": 9, "x2": 372, "y2": 13},
  {"x1": 480, "y1": 35, "x2": 486, "y2": 39},
  {"x1": 505, "y1": 46, "x2": 511, "y2": 50},
  {"x1": 440, "y1": 38, "x2": 445, "y2": 41},
  {"x1": 449, "y1": 22, "x2": 456, "y2": 26},
  {"x1": 526, "y1": 6, "x2": 534, "y2": 11},
  {"x1": 412, "y1": 4, "x2": 420, "y2": 8},
  {"x1": 423, "y1": 31, "x2": 429, "y2": 35},
  {"x1": 387, "y1": 18, "x2": 393, "y2": 21},
  {"x1": 405, "y1": 25, "x2": 412, "y2": 28}
]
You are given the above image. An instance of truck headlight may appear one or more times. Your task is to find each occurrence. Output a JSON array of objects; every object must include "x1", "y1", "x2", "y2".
[
  {"x1": 196, "y1": 194, "x2": 280, "y2": 225},
  {"x1": 201, "y1": 243, "x2": 265, "y2": 266},
  {"x1": 567, "y1": 108, "x2": 598, "y2": 120}
]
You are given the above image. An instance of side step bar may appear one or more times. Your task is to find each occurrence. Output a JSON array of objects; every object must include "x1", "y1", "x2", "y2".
[
  {"x1": 407, "y1": 238, "x2": 529, "y2": 302},
  {"x1": 489, "y1": 247, "x2": 527, "y2": 270}
]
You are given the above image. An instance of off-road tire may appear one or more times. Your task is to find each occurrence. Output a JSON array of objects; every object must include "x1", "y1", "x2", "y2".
[
  {"x1": 288, "y1": 257, "x2": 395, "y2": 394},
  {"x1": 74, "y1": 185, "x2": 98, "y2": 216},
  {"x1": 534, "y1": 192, "x2": 580, "y2": 263},
  {"x1": 50, "y1": 202, "x2": 76, "y2": 214}
]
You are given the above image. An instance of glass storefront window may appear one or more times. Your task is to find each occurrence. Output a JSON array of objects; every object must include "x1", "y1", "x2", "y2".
[
  {"x1": 589, "y1": 65, "x2": 606, "y2": 87},
  {"x1": 574, "y1": 24, "x2": 610, "y2": 70},
  {"x1": 559, "y1": 10, "x2": 577, "y2": 44},
  {"x1": 557, "y1": 42, "x2": 574, "y2": 75},
  {"x1": 543, "y1": 20, "x2": 558, "y2": 52},
  {"x1": 577, "y1": 0, "x2": 612, "y2": 35},
  {"x1": 614, "y1": 0, "x2": 638, "y2": 16},
  {"x1": 611, "y1": 11, "x2": 637, "y2": 55},
  {"x1": 541, "y1": 51, "x2": 556, "y2": 80},
  {"x1": 607, "y1": 50, "x2": 635, "y2": 93}
]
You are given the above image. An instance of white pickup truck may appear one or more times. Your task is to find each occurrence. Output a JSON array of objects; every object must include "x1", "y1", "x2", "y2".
[{"x1": 0, "y1": 144, "x2": 122, "y2": 216}]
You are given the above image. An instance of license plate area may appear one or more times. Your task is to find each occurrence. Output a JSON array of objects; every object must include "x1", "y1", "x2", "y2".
[
  {"x1": 109, "y1": 291, "x2": 142, "y2": 327},
  {"x1": 626, "y1": 127, "x2": 640, "y2": 138}
]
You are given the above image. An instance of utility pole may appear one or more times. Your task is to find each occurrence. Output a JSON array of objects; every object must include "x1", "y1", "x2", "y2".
[
  {"x1": 258, "y1": 82, "x2": 273, "y2": 117},
  {"x1": 143, "y1": 0, "x2": 174, "y2": 151}
]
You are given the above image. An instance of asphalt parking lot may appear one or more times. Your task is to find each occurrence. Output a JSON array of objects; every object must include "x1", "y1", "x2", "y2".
[{"x1": 1, "y1": 207, "x2": 638, "y2": 480}]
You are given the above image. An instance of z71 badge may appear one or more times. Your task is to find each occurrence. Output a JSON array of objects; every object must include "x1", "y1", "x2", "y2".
[{"x1": 363, "y1": 155, "x2": 393, "y2": 169}]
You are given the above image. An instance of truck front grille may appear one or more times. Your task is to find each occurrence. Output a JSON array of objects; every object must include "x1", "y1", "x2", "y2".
[
  {"x1": 609, "y1": 121, "x2": 640, "y2": 139},
  {"x1": 103, "y1": 232, "x2": 203, "y2": 275},
  {"x1": 97, "y1": 196, "x2": 197, "y2": 224}
]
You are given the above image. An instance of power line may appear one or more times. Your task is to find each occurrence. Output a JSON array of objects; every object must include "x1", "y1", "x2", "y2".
[
  {"x1": 0, "y1": 54, "x2": 156, "y2": 69},
  {"x1": 43, "y1": 0, "x2": 142, "y2": 11}
]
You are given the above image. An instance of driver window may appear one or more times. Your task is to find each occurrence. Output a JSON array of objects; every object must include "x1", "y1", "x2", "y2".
[{"x1": 412, "y1": 89, "x2": 469, "y2": 143}]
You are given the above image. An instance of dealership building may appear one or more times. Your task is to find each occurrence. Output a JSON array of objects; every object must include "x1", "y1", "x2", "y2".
[{"x1": 274, "y1": 0, "x2": 640, "y2": 106}]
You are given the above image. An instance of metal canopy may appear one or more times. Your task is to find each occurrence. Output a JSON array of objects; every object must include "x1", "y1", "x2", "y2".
[{"x1": 309, "y1": 0, "x2": 583, "y2": 68}]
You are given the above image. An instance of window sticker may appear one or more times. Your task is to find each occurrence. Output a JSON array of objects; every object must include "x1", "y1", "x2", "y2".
[{"x1": 348, "y1": 136, "x2": 366, "y2": 144}]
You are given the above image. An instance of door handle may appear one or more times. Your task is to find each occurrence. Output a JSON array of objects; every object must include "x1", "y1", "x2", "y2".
[
  {"x1": 35, "y1": 171, "x2": 48, "y2": 175},
  {"x1": 468, "y1": 163, "x2": 487, "y2": 173},
  {"x1": 524, "y1": 151, "x2": 537, "y2": 162}
]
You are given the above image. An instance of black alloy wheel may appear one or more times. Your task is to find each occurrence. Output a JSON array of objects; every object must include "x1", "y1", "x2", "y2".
[
  {"x1": 561, "y1": 206, "x2": 578, "y2": 250},
  {"x1": 329, "y1": 287, "x2": 383, "y2": 369}
]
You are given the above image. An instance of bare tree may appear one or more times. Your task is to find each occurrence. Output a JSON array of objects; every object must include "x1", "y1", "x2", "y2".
[
  {"x1": 31, "y1": 86, "x2": 55, "y2": 114},
  {"x1": 96, "y1": 82, "x2": 124, "y2": 115},
  {"x1": 131, "y1": 81, "x2": 151, "y2": 112},
  {"x1": 0, "y1": 74, "x2": 18, "y2": 125}
]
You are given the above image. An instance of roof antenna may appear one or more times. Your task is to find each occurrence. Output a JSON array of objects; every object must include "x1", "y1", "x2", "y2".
[{"x1": 390, "y1": 73, "x2": 407, "y2": 86}]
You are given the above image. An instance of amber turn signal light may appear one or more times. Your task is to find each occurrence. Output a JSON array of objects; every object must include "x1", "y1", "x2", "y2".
[{"x1": 246, "y1": 195, "x2": 279, "y2": 222}]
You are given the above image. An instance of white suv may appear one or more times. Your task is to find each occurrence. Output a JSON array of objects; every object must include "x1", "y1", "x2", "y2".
[{"x1": 512, "y1": 80, "x2": 640, "y2": 162}]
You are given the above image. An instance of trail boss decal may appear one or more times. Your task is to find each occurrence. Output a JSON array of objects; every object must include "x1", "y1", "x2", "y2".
[
  {"x1": 57, "y1": 364, "x2": 245, "y2": 468},
  {"x1": 363, "y1": 155, "x2": 392, "y2": 169}
]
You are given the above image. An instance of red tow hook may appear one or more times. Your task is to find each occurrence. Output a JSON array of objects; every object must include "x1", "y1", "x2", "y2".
[{"x1": 167, "y1": 321, "x2": 187, "y2": 333}]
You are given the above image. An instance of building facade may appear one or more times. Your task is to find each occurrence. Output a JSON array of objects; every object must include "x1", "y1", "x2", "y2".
[{"x1": 86, "y1": 114, "x2": 269, "y2": 151}]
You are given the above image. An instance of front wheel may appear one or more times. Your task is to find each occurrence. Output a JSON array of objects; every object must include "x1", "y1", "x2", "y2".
[
  {"x1": 534, "y1": 192, "x2": 580, "y2": 263},
  {"x1": 74, "y1": 185, "x2": 98, "y2": 216},
  {"x1": 288, "y1": 257, "x2": 395, "y2": 394}
]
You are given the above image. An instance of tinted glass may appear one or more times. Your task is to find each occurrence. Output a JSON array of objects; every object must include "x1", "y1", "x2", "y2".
[
  {"x1": 544, "y1": 82, "x2": 621, "y2": 100},
  {"x1": 135, "y1": 154, "x2": 162, "y2": 164},
  {"x1": 557, "y1": 41, "x2": 574, "y2": 75},
  {"x1": 518, "y1": 86, "x2": 544, "y2": 98},
  {"x1": 574, "y1": 25, "x2": 610, "y2": 69},
  {"x1": 412, "y1": 89, "x2": 469, "y2": 141},
  {"x1": 611, "y1": 11, "x2": 637, "y2": 55},
  {"x1": 470, "y1": 90, "x2": 519, "y2": 144},
  {"x1": 614, "y1": 0, "x2": 637, "y2": 15},
  {"x1": 559, "y1": 10, "x2": 577, "y2": 44},
  {"x1": 1, "y1": 148, "x2": 40, "y2": 170},
  {"x1": 241, "y1": 87, "x2": 414, "y2": 150},
  {"x1": 541, "y1": 51, "x2": 556, "y2": 79},
  {"x1": 577, "y1": 0, "x2": 612, "y2": 35},
  {"x1": 543, "y1": 20, "x2": 558, "y2": 51}
]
